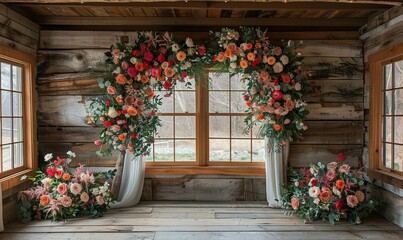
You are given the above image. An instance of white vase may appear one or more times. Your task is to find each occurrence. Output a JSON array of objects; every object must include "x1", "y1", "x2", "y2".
[{"x1": 265, "y1": 137, "x2": 290, "y2": 208}]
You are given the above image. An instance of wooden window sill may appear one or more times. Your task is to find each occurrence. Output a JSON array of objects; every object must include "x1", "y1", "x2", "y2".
[
  {"x1": 0, "y1": 169, "x2": 35, "y2": 192},
  {"x1": 367, "y1": 169, "x2": 403, "y2": 189},
  {"x1": 145, "y1": 166, "x2": 265, "y2": 176}
]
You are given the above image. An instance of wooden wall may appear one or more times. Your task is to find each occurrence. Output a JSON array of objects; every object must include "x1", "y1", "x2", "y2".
[
  {"x1": 0, "y1": 3, "x2": 39, "y2": 224},
  {"x1": 36, "y1": 30, "x2": 364, "y2": 201},
  {"x1": 360, "y1": 5, "x2": 403, "y2": 228}
]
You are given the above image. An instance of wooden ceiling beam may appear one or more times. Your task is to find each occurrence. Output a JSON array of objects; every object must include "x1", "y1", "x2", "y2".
[
  {"x1": 34, "y1": 16, "x2": 367, "y2": 27},
  {"x1": 7, "y1": 1, "x2": 394, "y2": 11}
]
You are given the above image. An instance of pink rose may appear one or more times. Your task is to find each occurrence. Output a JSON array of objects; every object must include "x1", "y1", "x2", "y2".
[
  {"x1": 112, "y1": 49, "x2": 120, "y2": 56},
  {"x1": 346, "y1": 195, "x2": 359, "y2": 208},
  {"x1": 327, "y1": 162, "x2": 338, "y2": 171},
  {"x1": 143, "y1": 51, "x2": 154, "y2": 62},
  {"x1": 59, "y1": 195, "x2": 72, "y2": 207},
  {"x1": 326, "y1": 170, "x2": 337, "y2": 181},
  {"x1": 94, "y1": 140, "x2": 103, "y2": 146},
  {"x1": 121, "y1": 61, "x2": 129, "y2": 70},
  {"x1": 291, "y1": 197, "x2": 299, "y2": 210},
  {"x1": 151, "y1": 67, "x2": 162, "y2": 78},
  {"x1": 96, "y1": 195, "x2": 105, "y2": 205},
  {"x1": 107, "y1": 86, "x2": 116, "y2": 95},
  {"x1": 57, "y1": 183, "x2": 68, "y2": 195},
  {"x1": 80, "y1": 192, "x2": 89, "y2": 203},
  {"x1": 113, "y1": 56, "x2": 119, "y2": 65},
  {"x1": 54, "y1": 168, "x2": 64, "y2": 179},
  {"x1": 339, "y1": 164, "x2": 351, "y2": 174},
  {"x1": 70, "y1": 183, "x2": 82, "y2": 195}
]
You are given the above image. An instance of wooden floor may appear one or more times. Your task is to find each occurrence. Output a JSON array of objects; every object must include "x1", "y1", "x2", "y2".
[{"x1": 1, "y1": 201, "x2": 402, "y2": 240}]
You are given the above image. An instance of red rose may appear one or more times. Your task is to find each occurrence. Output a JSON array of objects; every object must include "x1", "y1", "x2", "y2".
[
  {"x1": 159, "y1": 47, "x2": 167, "y2": 55},
  {"x1": 121, "y1": 109, "x2": 127, "y2": 114},
  {"x1": 163, "y1": 81, "x2": 173, "y2": 90},
  {"x1": 127, "y1": 67, "x2": 137, "y2": 77},
  {"x1": 46, "y1": 167, "x2": 56, "y2": 177},
  {"x1": 243, "y1": 95, "x2": 250, "y2": 101},
  {"x1": 144, "y1": 51, "x2": 154, "y2": 62},
  {"x1": 157, "y1": 54, "x2": 166, "y2": 63},
  {"x1": 198, "y1": 45, "x2": 206, "y2": 56},
  {"x1": 105, "y1": 100, "x2": 111, "y2": 106},
  {"x1": 273, "y1": 79, "x2": 279, "y2": 85},
  {"x1": 212, "y1": 56, "x2": 217, "y2": 62},
  {"x1": 181, "y1": 72, "x2": 188, "y2": 79},
  {"x1": 337, "y1": 153, "x2": 347, "y2": 162},
  {"x1": 309, "y1": 178, "x2": 318, "y2": 186},
  {"x1": 271, "y1": 90, "x2": 283, "y2": 101},
  {"x1": 132, "y1": 50, "x2": 140, "y2": 57},
  {"x1": 151, "y1": 67, "x2": 162, "y2": 78},
  {"x1": 143, "y1": 61, "x2": 150, "y2": 70},
  {"x1": 335, "y1": 201, "x2": 343, "y2": 210},
  {"x1": 251, "y1": 61, "x2": 258, "y2": 68},
  {"x1": 103, "y1": 120, "x2": 112, "y2": 128},
  {"x1": 131, "y1": 133, "x2": 137, "y2": 139},
  {"x1": 168, "y1": 60, "x2": 174, "y2": 67}
]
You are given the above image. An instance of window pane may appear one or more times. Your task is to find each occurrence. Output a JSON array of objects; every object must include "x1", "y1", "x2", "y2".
[
  {"x1": 13, "y1": 92, "x2": 22, "y2": 116},
  {"x1": 156, "y1": 116, "x2": 173, "y2": 138},
  {"x1": 12, "y1": 65, "x2": 22, "y2": 92},
  {"x1": 395, "y1": 60, "x2": 403, "y2": 88},
  {"x1": 1, "y1": 63, "x2": 11, "y2": 90},
  {"x1": 394, "y1": 144, "x2": 402, "y2": 171},
  {"x1": 394, "y1": 89, "x2": 403, "y2": 115},
  {"x1": 394, "y1": 117, "x2": 403, "y2": 144},
  {"x1": 13, "y1": 118, "x2": 23, "y2": 142},
  {"x1": 13, "y1": 142, "x2": 23, "y2": 167},
  {"x1": 175, "y1": 91, "x2": 195, "y2": 113},
  {"x1": 175, "y1": 77, "x2": 195, "y2": 90},
  {"x1": 209, "y1": 72, "x2": 229, "y2": 90},
  {"x1": 209, "y1": 91, "x2": 229, "y2": 113},
  {"x1": 384, "y1": 116, "x2": 392, "y2": 143},
  {"x1": 2, "y1": 145, "x2": 12, "y2": 171},
  {"x1": 175, "y1": 116, "x2": 196, "y2": 138},
  {"x1": 155, "y1": 92, "x2": 173, "y2": 113},
  {"x1": 384, "y1": 143, "x2": 392, "y2": 168},
  {"x1": 384, "y1": 63, "x2": 392, "y2": 90},
  {"x1": 175, "y1": 140, "x2": 196, "y2": 161},
  {"x1": 154, "y1": 140, "x2": 174, "y2": 161},
  {"x1": 252, "y1": 122, "x2": 262, "y2": 138},
  {"x1": 231, "y1": 91, "x2": 246, "y2": 113},
  {"x1": 252, "y1": 139, "x2": 265, "y2": 162},
  {"x1": 209, "y1": 139, "x2": 230, "y2": 161},
  {"x1": 1, "y1": 90, "x2": 12, "y2": 116},
  {"x1": 384, "y1": 91, "x2": 392, "y2": 115},
  {"x1": 230, "y1": 74, "x2": 247, "y2": 90},
  {"x1": 209, "y1": 116, "x2": 230, "y2": 138},
  {"x1": 231, "y1": 139, "x2": 251, "y2": 162},
  {"x1": 144, "y1": 144, "x2": 153, "y2": 162},
  {"x1": 231, "y1": 116, "x2": 249, "y2": 138},
  {"x1": 2, "y1": 118, "x2": 12, "y2": 144}
]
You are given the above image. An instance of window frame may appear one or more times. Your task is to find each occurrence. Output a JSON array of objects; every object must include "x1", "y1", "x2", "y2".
[
  {"x1": 145, "y1": 71, "x2": 265, "y2": 175},
  {"x1": 0, "y1": 45, "x2": 37, "y2": 190},
  {"x1": 369, "y1": 42, "x2": 403, "y2": 188}
]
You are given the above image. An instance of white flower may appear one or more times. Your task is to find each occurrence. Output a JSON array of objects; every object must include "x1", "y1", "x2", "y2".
[
  {"x1": 280, "y1": 55, "x2": 289, "y2": 65},
  {"x1": 113, "y1": 67, "x2": 121, "y2": 74},
  {"x1": 282, "y1": 94, "x2": 291, "y2": 101},
  {"x1": 185, "y1": 38, "x2": 194, "y2": 47},
  {"x1": 41, "y1": 178, "x2": 52, "y2": 188},
  {"x1": 332, "y1": 186, "x2": 342, "y2": 198},
  {"x1": 273, "y1": 62, "x2": 284, "y2": 73},
  {"x1": 229, "y1": 54, "x2": 237, "y2": 62},
  {"x1": 66, "y1": 151, "x2": 76, "y2": 158},
  {"x1": 295, "y1": 82, "x2": 302, "y2": 91},
  {"x1": 309, "y1": 186, "x2": 320, "y2": 198},
  {"x1": 230, "y1": 62, "x2": 237, "y2": 69},
  {"x1": 130, "y1": 57, "x2": 137, "y2": 64},
  {"x1": 185, "y1": 61, "x2": 192, "y2": 68},
  {"x1": 150, "y1": 77, "x2": 158, "y2": 86},
  {"x1": 171, "y1": 43, "x2": 179, "y2": 52},
  {"x1": 313, "y1": 198, "x2": 320, "y2": 205},
  {"x1": 108, "y1": 107, "x2": 118, "y2": 118},
  {"x1": 92, "y1": 188, "x2": 100, "y2": 195},
  {"x1": 80, "y1": 173, "x2": 89, "y2": 182},
  {"x1": 44, "y1": 153, "x2": 53, "y2": 161}
]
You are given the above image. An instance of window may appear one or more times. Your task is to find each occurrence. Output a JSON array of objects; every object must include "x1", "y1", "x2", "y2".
[
  {"x1": 369, "y1": 43, "x2": 403, "y2": 188},
  {"x1": 0, "y1": 46, "x2": 36, "y2": 184},
  {"x1": 145, "y1": 72, "x2": 264, "y2": 174}
]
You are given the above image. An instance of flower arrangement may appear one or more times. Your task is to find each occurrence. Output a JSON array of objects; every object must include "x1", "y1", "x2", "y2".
[
  {"x1": 281, "y1": 153, "x2": 377, "y2": 224},
  {"x1": 17, "y1": 152, "x2": 116, "y2": 222},
  {"x1": 211, "y1": 27, "x2": 309, "y2": 144},
  {"x1": 90, "y1": 31, "x2": 208, "y2": 157}
]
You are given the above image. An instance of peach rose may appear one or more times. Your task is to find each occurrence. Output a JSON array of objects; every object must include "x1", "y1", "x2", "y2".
[
  {"x1": 355, "y1": 191, "x2": 365, "y2": 202},
  {"x1": 319, "y1": 188, "x2": 333, "y2": 203},
  {"x1": 107, "y1": 86, "x2": 116, "y2": 95},
  {"x1": 284, "y1": 100, "x2": 295, "y2": 111},
  {"x1": 291, "y1": 197, "x2": 299, "y2": 210},
  {"x1": 59, "y1": 195, "x2": 72, "y2": 207},
  {"x1": 40, "y1": 195, "x2": 50, "y2": 207},
  {"x1": 217, "y1": 52, "x2": 225, "y2": 62},
  {"x1": 115, "y1": 74, "x2": 128, "y2": 85},
  {"x1": 327, "y1": 162, "x2": 338, "y2": 171},
  {"x1": 70, "y1": 183, "x2": 82, "y2": 195},
  {"x1": 347, "y1": 195, "x2": 359, "y2": 208},
  {"x1": 164, "y1": 68, "x2": 175, "y2": 77},
  {"x1": 273, "y1": 62, "x2": 283, "y2": 73},
  {"x1": 96, "y1": 195, "x2": 105, "y2": 205},
  {"x1": 57, "y1": 183, "x2": 68, "y2": 195},
  {"x1": 227, "y1": 42, "x2": 237, "y2": 53},
  {"x1": 80, "y1": 192, "x2": 89, "y2": 203},
  {"x1": 339, "y1": 164, "x2": 351, "y2": 174},
  {"x1": 127, "y1": 107, "x2": 138, "y2": 116},
  {"x1": 259, "y1": 71, "x2": 269, "y2": 81}
]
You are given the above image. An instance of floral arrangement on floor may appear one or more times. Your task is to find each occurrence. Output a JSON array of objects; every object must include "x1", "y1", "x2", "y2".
[
  {"x1": 281, "y1": 153, "x2": 377, "y2": 224},
  {"x1": 17, "y1": 152, "x2": 116, "y2": 222},
  {"x1": 90, "y1": 31, "x2": 208, "y2": 157},
  {"x1": 211, "y1": 27, "x2": 309, "y2": 145}
]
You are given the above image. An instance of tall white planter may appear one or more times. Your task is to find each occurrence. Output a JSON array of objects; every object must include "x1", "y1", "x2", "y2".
[
  {"x1": 265, "y1": 137, "x2": 290, "y2": 208},
  {"x1": 112, "y1": 152, "x2": 145, "y2": 208}
]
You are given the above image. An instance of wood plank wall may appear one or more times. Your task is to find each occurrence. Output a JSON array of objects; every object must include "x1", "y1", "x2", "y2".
[
  {"x1": 360, "y1": 5, "x2": 403, "y2": 228},
  {"x1": 36, "y1": 30, "x2": 364, "y2": 201},
  {"x1": 0, "y1": 3, "x2": 39, "y2": 224}
]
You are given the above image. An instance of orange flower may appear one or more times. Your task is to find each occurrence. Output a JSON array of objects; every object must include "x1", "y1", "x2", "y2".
[
  {"x1": 245, "y1": 43, "x2": 253, "y2": 50},
  {"x1": 227, "y1": 42, "x2": 237, "y2": 53},
  {"x1": 115, "y1": 74, "x2": 127, "y2": 85},
  {"x1": 127, "y1": 107, "x2": 138, "y2": 116},
  {"x1": 115, "y1": 95, "x2": 123, "y2": 104},
  {"x1": 217, "y1": 52, "x2": 225, "y2": 62},
  {"x1": 176, "y1": 51, "x2": 187, "y2": 61},
  {"x1": 246, "y1": 101, "x2": 252, "y2": 107},
  {"x1": 274, "y1": 124, "x2": 282, "y2": 131},
  {"x1": 225, "y1": 49, "x2": 232, "y2": 58},
  {"x1": 247, "y1": 52, "x2": 255, "y2": 61},
  {"x1": 319, "y1": 188, "x2": 333, "y2": 203},
  {"x1": 135, "y1": 62, "x2": 144, "y2": 71},
  {"x1": 147, "y1": 91, "x2": 155, "y2": 99},
  {"x1": 255, "y1": 42, "x2": 262, "y2": 49},
  {"x1": 267, "y1": 56, "x2": 276, "y2": 65},
  {"x1": 269, "y1": 98, "x2": 275, "y2": 104},
  {"x1": 118, "y1": 133, "x2": 126, "y2": 141},
  {"x1": 336, "y1": 180, "x2": 345, "y2": 189},
  {"x1": 260, "y1": 71, "x2": 269, "y2": 81},
  {"x1": 140, "y1": 75, "x2": 149, "y2": 84},
  {"x1": 40, "y1": 195, "x2": 50, "y2": 207},
  {"x1": 129, "y1": 149, "x2": 134, "y2": 153},
  {"x1": 281, "y1": 74, "x2": 291, "y2": 84},
  {"x1": 164, "y1": 68, "x2": 175, "y2": 77},
  {"x1": 157, "y1": 76, "x2": 165, "y2": 81},
  {"x1": 240, "y1": 59, "x2": 248, "y2": 69},
  {"x1": 257, "y1": 114, "x2": 264, "y2": 120},
  {"x1": 62, "y1": 173, "x2": 70, "y2": 181}
]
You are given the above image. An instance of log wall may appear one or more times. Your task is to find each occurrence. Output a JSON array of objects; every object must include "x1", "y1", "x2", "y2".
[
  {"x1": 0, "y1": 3, "x2": 39, "y2": 224},
  {"x1": 360, "y1": 5, "x2": 403, "y2": 228},
  {"x1": 36, "y1": 30, "x2": 365, "y2": 201}
]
